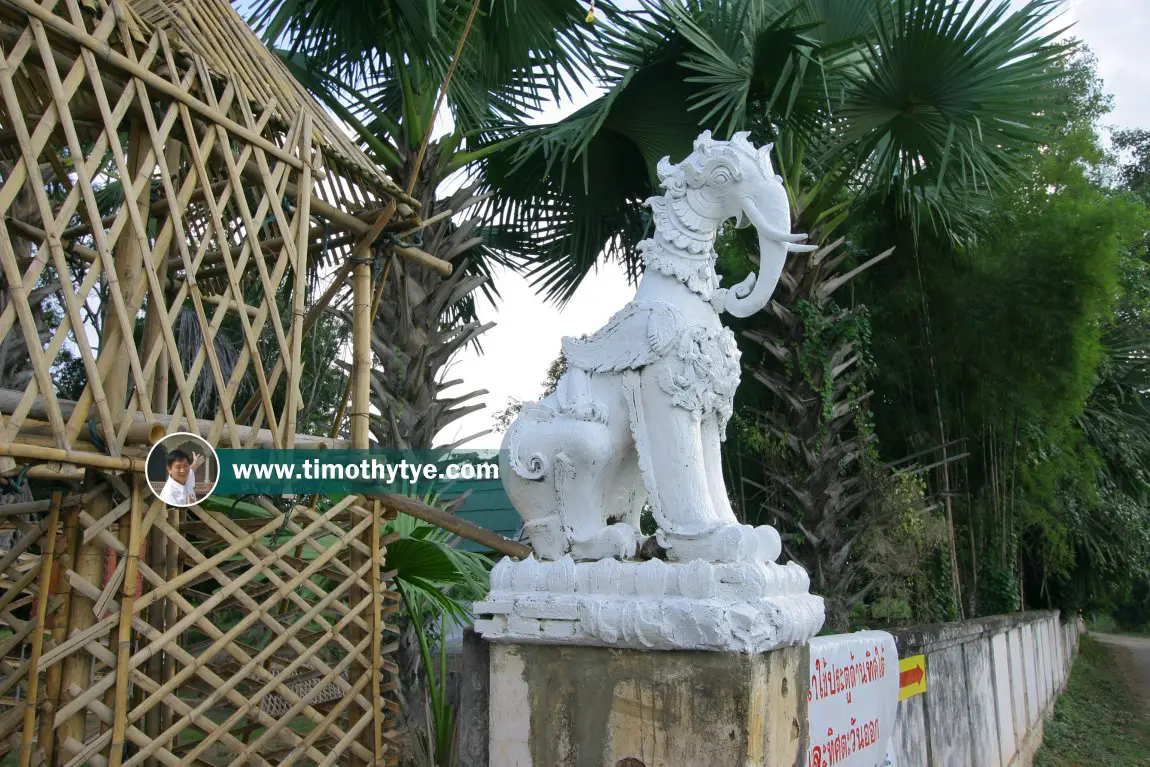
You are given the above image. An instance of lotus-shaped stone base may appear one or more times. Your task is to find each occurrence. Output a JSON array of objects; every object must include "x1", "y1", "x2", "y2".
[{"x1": 474, "y1": 555, "x2": 825, "y2": 652}]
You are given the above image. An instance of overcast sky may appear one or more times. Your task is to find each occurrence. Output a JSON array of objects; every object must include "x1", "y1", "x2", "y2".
[{"x1": 433, "y1": 0, "x2": 1150, "y2": 450}]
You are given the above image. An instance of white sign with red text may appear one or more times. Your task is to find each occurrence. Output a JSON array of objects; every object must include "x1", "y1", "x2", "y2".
[{"x1": 807, "y1": 631, "x2": 899, "y2": 767}]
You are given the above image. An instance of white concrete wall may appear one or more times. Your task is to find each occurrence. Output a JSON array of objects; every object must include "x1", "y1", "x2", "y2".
[{"x1": 890, "y1": 611, "x2": 1081, "y2": 767}]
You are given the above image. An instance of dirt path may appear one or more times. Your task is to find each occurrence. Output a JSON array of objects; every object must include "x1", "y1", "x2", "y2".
[{"x1": 1092, "y1": 633, "x2": 1150, "y2": 713}]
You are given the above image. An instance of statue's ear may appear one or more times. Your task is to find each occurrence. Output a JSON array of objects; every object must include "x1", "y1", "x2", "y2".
[{"x1": 757, "y1": 144, "x2": 775, "y2": 173}]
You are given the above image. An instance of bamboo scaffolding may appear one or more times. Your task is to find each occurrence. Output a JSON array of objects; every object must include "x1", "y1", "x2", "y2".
[
  {"x1": 0, "y1": 1, "x2": 408, "y2": 762},
  {"x1": 0, "y1": 389, "x2": 350, "y2": 448},
  {"x1": 11, "y1": 0, "x2": 309, "y2": 174}
]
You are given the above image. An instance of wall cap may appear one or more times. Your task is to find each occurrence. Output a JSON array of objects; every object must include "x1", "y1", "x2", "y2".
[{"x1": 888, "y1": 610, "x2": 1063, "y2": 654}]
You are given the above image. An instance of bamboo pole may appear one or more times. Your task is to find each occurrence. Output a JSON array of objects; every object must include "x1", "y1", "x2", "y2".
[
  {"x1": 370, "y1": 498, "x2": 384, "y2": 765},
  {"x1": 21, "y1": 465, "x2": 86, "y2": 482},
  {"x1": 107, "y1": 478, "x2": 143, "y2": 767},
  {"x1": 362, "y1": 493, "x2": 531, "y2": 559},
  {"x1": 142, "y1": 140, "x2": 176, "y2": 767},
  {"x1": 284, "y1": 112, "x2": 312, "y2": 448},
  {"x1": 348, "y1": 249, "x2": 372, "y2": 767},
  {"x1": 56, "y1": 484, "x2": 118, "y2": 748},
  {"x1": 351, "y1": 257, "x2": 373, "y2": 450},
  {"x1": 0, "y1": 389, "x2": 349, "y2": 448},
  {"x1": 18, "y1": 491, "x2": 61, "y2": 767},
  {"x1": 319, "y1": 202, "x2": 396, "y2": 464},
  {"x1": 41, "y1": 495, "x2": 81, "y2": 767},
  {"x1": 0, "y1": 442, "x2": 145, "y2": 472},
  {"x1": 15, "y1": 423, "x2": 164, "y2": 447},
  {"x1": 0, "y1": 488, "x2": 102, "y2": 518}
]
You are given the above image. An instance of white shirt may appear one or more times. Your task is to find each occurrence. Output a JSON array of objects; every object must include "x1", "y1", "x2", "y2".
[{"x1": 159, "y1": 468, "x2": 197, "y2": 506}]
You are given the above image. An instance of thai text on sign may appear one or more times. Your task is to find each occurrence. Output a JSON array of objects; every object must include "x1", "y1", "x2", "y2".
[
  {"x1": 807, "y1": 631, "x2": 899, "y2": 767},
  {"x1": 811, "y1": 642, "x2": 890, "y2": 701}
]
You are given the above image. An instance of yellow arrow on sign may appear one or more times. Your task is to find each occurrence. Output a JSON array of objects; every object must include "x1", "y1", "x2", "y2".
[{"x1": 899, "y1": 655, "x2": 927, "y2": 701}]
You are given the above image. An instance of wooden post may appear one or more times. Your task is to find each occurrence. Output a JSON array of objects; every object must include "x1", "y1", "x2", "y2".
[
  {"x1": 370, "y1": 499, "x2": 385, "y2": 765},
  {"x1": 351, "y1": 261, "x2": 373, "y2": 450},
  {"x1": 40, "y1": 495, "x2": 79, "y2": 766},
  {"x1": 348, "y1": 235, "x2": 373, "y2": 766},
  {"x1": 59, "y1": 119, "x2": 152, "y2": 748},
  {"x1": 106, "y1": 477, "x2": 142, "y2": 767},
  {"x1": 18, "y1": 491, "x2": 61, "y2": 767},
  {"x1": 141, "y1": 138, "x2": 176, "y2": 767},
  {"x1": 284, "y1": 113, "x2": 312, "y2": 448}
]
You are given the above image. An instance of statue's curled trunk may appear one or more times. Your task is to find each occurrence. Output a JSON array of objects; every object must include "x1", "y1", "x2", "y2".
[{"x1": 722, "y1": 195, "x2": 818, "y2": 319}]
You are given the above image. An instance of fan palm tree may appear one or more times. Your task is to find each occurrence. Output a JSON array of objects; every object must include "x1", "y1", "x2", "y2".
[
  {"x1": 249, "y1": 0, "x2": 607, "y2": 449},
  {"x1": 247, "y1": 4, "x2": 607, "y2": 762},
  {"x1": 483, "y1": 0, "x2": 1066, "y2": 297},
  {"x1": 479, "y1": 0, "x2": 1070, "y2": 625}
]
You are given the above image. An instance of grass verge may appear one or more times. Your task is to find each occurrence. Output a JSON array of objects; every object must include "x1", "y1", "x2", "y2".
[{"x1": 1035, "y1": 634, "x2": 1150, "y2": 766}]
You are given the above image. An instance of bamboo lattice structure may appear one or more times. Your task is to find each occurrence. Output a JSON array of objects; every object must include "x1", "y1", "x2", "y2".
[{"x1": 0, "y1": 0, "x2": 438, "y2": 763}]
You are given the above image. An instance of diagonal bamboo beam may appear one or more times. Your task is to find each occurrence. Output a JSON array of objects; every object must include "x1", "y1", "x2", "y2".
[{"x1": 362, "y1": 493, "x2": 530, "y2": 559}]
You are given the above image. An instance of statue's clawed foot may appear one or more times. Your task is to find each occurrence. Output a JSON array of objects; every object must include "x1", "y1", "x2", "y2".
[
  {"x1": 522, "y1": 517, "x2": 641, "y2": 561},
  {"x1": 657, "y1": 523, "x2": 782, "y2": 564},
  {"x1": 569, "y1": 523, "x2": 640, "y2": 560}
]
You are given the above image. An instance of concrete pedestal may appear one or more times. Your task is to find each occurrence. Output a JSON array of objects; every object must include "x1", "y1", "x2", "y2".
[{"x1": 489, "y1": 642, "x2": 809, "y2": 767}]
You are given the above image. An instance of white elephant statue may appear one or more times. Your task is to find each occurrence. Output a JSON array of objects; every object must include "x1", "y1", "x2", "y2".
[{"x1": 500, "y1": 130, "x2": 816, "y2": 565}]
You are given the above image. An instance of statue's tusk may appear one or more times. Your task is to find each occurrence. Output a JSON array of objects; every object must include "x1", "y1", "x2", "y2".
[
  {"x1": 786, "y1": 242, "x2": 819, "y2": 253},
  {"x1": 738, "y1": 197, "x2": 808, "y2": 243},
  {"x1": 761, "y1": 226, "x2": 810, "y2": 243}
]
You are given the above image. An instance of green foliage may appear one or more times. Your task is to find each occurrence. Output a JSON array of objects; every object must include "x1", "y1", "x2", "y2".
[
  {"x1": 1113, "y1": 128, "x2": 1150, "y2": 201},
  {"x1": 794, "y1": 300, "x2": 874, "y2": 422},
  {"x1": 251, "y1": 0, "x2": 603, "y2": 146},
  {"x1": 849, "y1": 45, "x2": 1150, "y2": 621},
  {"x1": 386, "y1": 511, "x2": 491, "y2": 627},
  {"x1": 481, "y1": 0, "x2": 1070, "y2": 301},
  {"x1": 852, "y1": 470, "x2": 950, "y2": 627},
  {"x1": 385, "y1": 509, "x2": 491, "y2": 767}
]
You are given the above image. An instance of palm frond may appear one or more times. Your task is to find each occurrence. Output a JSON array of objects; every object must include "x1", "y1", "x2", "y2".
[
  {"x1": 475, "y1": 0, "x2": 1071, "y2": 301},
  {"x1": 250, "y1": 0, "x2": 611, "y2": 138},
  {"x1": 827, "y1": 0, "x2": 1070, "y2": 227}
]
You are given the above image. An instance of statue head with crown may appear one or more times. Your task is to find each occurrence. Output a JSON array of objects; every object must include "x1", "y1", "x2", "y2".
[{"x1": 638, "y1": 130, "x2": 815, "y2": 318}]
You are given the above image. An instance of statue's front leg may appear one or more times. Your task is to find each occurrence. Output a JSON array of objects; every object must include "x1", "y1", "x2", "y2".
[
  {"x1": 629, "y1": 368, "x2": 757, "y2": 562},
  {"x1": 702, "y1": 415, "x2": 781, "y2": 562},
  {"x1": 637, "y1": 381, "x2": 714, "y2": 538}
]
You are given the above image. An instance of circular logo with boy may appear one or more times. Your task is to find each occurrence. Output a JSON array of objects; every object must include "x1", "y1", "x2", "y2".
[{"x1": 145, "y1": 432, "x2": 220, "y2": 507}]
